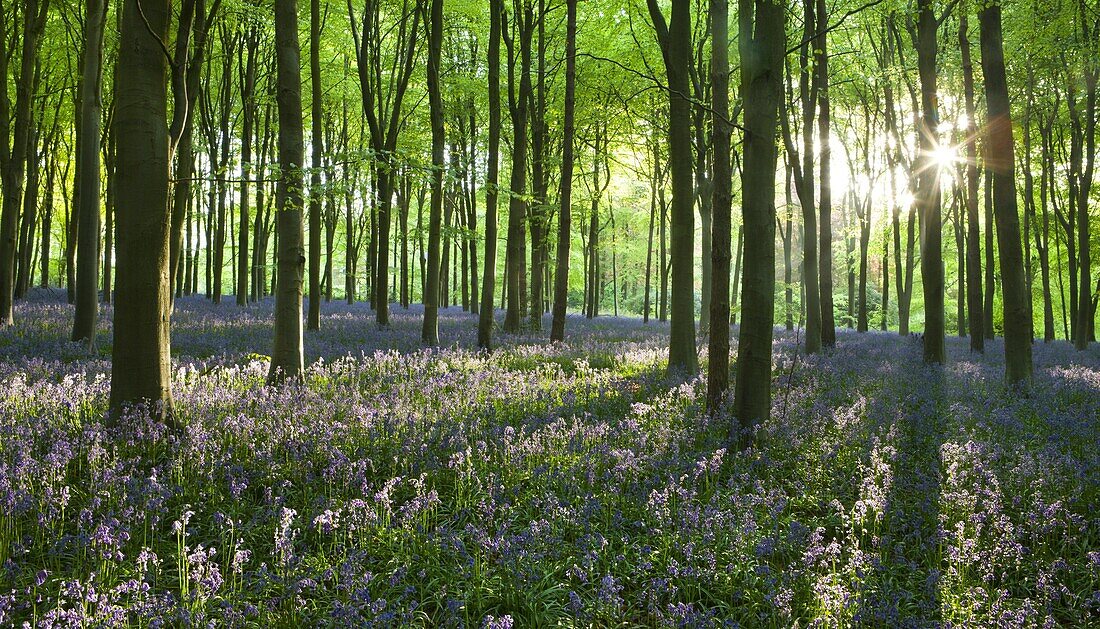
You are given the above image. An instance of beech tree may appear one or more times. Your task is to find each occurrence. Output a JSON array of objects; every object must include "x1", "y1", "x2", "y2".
[
  {"x1": 110, "y1": 0, "x2": 173, "y2": 415},
  {"x1": 268, "y1": 0, "x2": 306, "y2": 383},
  {"x1": 733, "y1": 0, "x2": 784, "y2": 444},
  {"x1": 72, "y1": 0, "x2": 108, "y2": 347},
  {"x1": 979, "y1": 0, "x2": 1033, "y2": 384},
  {"x1": 647, "y1": 0, "x2": 698, "y2": 377}
]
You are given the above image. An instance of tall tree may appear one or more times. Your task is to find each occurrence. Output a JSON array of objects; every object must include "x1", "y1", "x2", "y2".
[
  {"x1": 647, "y1": 0, "x2": 698, "y2": 376},
  {"x1": 269, "y1": 0, "x2": 306, "y2": 383},
  {"x1": 307, "y1": 0, "x2": 324, "y2": 329},
  {"x1": 733, "y1": 0, "x2": 783, "y2": 445},
  {"x1": 959, "y1": 13, "x2": 984, "y2": 351},
  {"x1": 550, "y1": 0, "x2": 577, "y2": 343},
  {"x1": 110, "y1": 0, "x2": 173, "y2": 417},
  {"x1": 72, "y1": 0, "x2": 108, "y2": 347},
  {"x1": 914, "y1": 0, "x2": 946, "y2": 364},
  {"x1": 816, "y1": 0, "x2": 836, "y2": 347},
  {"x1": 422, "y1": 0, "x2": 444, "y2": 345},
  {"x1": 979, "y1": 0, "x2": 1033, "y2": 383},
  {"x1": 706, "y1": 0, "x2": 732, "y2": 410},
  {"x1": 477, "y1": 0, "x2": 503, "y2": 349},
  {"x1": 0, "y1": 0, "x2": 49, "y2": 326},
  {"x1": 350, "y1": 0, "x2": 424, "y2": 326},
  {"x1": 502, "y1": 0, "x2": 534, "y2": 333}
]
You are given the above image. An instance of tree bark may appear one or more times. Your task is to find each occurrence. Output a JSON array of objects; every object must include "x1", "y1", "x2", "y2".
[
  {"x1": 0, "y1": 0, "x2": 48, "y2": 326},
  {"x1": 959, "y1": 14, "x2": 984, "y2": 351},
  {"x1": 979, "y1": 1, "x2": 1033, "y2": 383},
  {"x1": 422, "y1": 0, "x2": 445, "y2": 345},
  {"x1": 647, "y1": 0, "x2": 698, "y2": 376},
  {"x1": 307, "y1": 0, "x2": 324, "y2": 329},
  {"x1": 915, "y1": 0, "x2": 945, "y2": 364},
  {"x1": 550, "y1": 0, "x2": 576, "y2": 342},
  {"x1": 268, "y1": 0, "x2": 307, "y2": 383},
  {"x1": 706, "y1": 0, "x2": 732, "y2": 412},
  {"x1": 732, "y1": 0, "x2": 783, "y2": 445},
  {"x1": 110, "y1": 0, "x2": 173, "y2": 417},
  {"x1": 72, "y1": 0, "x2": 108, "y2": 347}
]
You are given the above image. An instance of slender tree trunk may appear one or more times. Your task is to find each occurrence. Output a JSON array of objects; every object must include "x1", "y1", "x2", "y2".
[
  {"x1": 40, "y1": 154, "x2": 54, "y2": 288},
  {"x1": 238, "y1": 31, "x2": 258, "y2": 307},
  {"x1": 268, "y1": 0, "x2": 306, "y2": 383},
  {"x1": 960, "y1": 14, "x2": 985, "y2": 351},
  {"x1": 915, "y1": 0, "x2": 945, "y2": 363},
  {"x1": 706, "y1": 0, "x2": 732, "y2": 411},
  {"x1": 550, "y1": 0, "x2": 576, "y2": 342},
  {"x1": 73, "y1": 0, "x2": 107, "y2": 347},
  {"x1": 503, "y1": 3, "x2": 533, "y2": 334},
  {"x1": 647, "y1": 0, "x2": 698, "y2": 375},
  {"x1": 307, "y1": 0, "x2": 323, "y2": 329},
  {"x1": 984, "y1": 170, "x2": 996, "y2": 338},
  {"x1": 816, "y1": 0, "x2": 835, "y2": 347},
  {"x1": 979, "y1": 2, "x2": 1033, "y2": 381},
  {"x1": 422, "y1": 0, "x2": 445, "y2": 345},
  {"x1": 0, "y1": 0, "x2": 48, "y2": 326}
]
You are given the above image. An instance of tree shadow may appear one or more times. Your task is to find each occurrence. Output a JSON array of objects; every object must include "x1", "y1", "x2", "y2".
[{"x1": 855, "y1": 363, "x2": 946, "y2": 628}]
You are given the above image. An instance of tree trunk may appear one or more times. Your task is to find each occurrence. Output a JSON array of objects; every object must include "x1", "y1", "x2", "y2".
[
  {"x1": 422, "y1": 0, "x2": 445, "y2": 345},
  {"x1": 959, "y1": 14, "x2": 985, "y2": 351},
  {"x1": 0, "y1": 0, "x2": 48, "y2": 326},
  {"x1": 979, "y1": 1, "x2": 1033, "y2": 382},
  {"x1": 307, "y1": 0, "x2": 323, "y2": 328},
  {"x1": 706, "y1": 0, "x2": 732, "y2": 412},
  {"x1": 268, "y1": 0, "x2": 306, "y2": 383},
  {"x1": 111, "y1": 0, "x2": 173, "y2": 417},
  {"x1": 550, "y1": 0, "x2": 576, "y2": 342},
  {"x1": 72, "y1": 0, "x2": 107, "y2": 347},
  {"x1": 816, "y1": 0, "x2": 835, "y2": 347},
  {"x1": 732, "y1": 0, "x2": 783, "y2": 444},
  {"x1": 647, "y1": 0, "x2": 697, "y2": 376},
  {"x1": 915, "y1": 0, "x2": 945, "y2": 364}
]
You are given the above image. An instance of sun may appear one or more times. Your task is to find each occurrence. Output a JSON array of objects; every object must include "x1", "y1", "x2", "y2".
[{"x1": 928, "y1": 142, "x2": 960, "y2": 170}]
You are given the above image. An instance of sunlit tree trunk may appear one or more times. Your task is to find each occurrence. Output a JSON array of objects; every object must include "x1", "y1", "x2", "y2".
[
  {"x1": 915, "y1": 0, "x2": 945, "y2": 364},
  {"x1": 307, "y1": 0, "x2": 323, "y2": 329},
  {"x1": 959, "y1": 14, "x2": 985, "y2": 351}
]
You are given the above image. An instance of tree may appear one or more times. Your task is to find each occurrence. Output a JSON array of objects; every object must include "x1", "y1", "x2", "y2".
[
  {"x1": 979, "y1": 0, "x2": 1033, "y2": 384},
  {"x1": 72, "y1": 0, "x2": 108, "y2": 347},
  {"x1": 0, "y1": 0, "x2": 49, "y2": 326},
  {"x1": 269, "y1": 0, "x2": 306, "y2": 383},
  {"x1": 502, "y1": 0, "x2": 534, "y2": 334},
  {"x1": 110, "y1": 0, "x2": 173, "y2": 416},
  {"x1": 914, "y1": 0, "x2": 946, "y2": 364},
  {"x1": 647, "y1": 0, "x2": 698, "y2": 377},
  {"x1": 706, "y1": 0, "x2": 732, "y2": 411},
  {"x1": 816, "y1": 0, "x2": 836, "y2": 348},
  {"x1": 477, "y1": 0, "x2": 503, "y2": 349},
  {"x1": 349, "y1": 0, "x2": 424, "y2": 326},
  {"x1": 959, "y1": 13, "x2": 984, "y2": 352},
  {"x1": 550, "y1": 0, "x2": 576, "y2": 343},
  {"x1": 733, "y1": 0, "x2": 784, "y2": 445},
  {"x1": 422, "y1": 0, "x2": 444, "y2": 345},
  {"x1": 307, "y1": 0, "x2": 324, "y2": 329}
]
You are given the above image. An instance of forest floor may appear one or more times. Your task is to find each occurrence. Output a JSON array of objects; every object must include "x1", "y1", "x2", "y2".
[{"x1": 1, "y1": 291, "x2": 1098, "y2": 627}]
